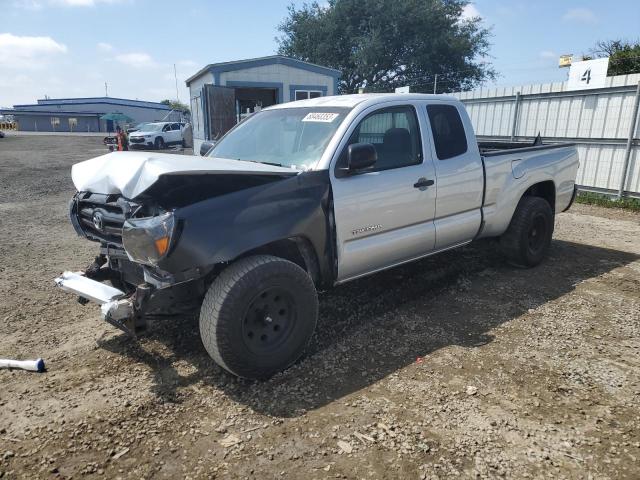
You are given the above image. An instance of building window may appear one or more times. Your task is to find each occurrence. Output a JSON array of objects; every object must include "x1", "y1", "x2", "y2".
[
  {"x1": 68, "y1": 118, "x2": 78, "y2": 131},
  {"x1": 50, "y1": 117, "x2": 60, "y2": 129},
  {"x1": 295, "y1": 90, "x2": 323, "y2": 101}
]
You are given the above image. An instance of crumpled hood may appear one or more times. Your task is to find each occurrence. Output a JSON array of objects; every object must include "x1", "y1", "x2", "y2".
[{"x1": 71, "y1": 151, "x2": 298, "y2": 199}]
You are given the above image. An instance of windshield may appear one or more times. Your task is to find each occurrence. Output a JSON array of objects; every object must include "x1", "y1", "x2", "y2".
[
  {"x1": 208, "y1": 107, "x2": 350, "y2": 169},
  {"x1": 136, "y1": 123, "x2": 162, "y2": 132}
]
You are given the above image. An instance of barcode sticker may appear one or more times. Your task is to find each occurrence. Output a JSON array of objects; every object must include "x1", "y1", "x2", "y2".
[{"x1": 302, "y1": 112, "x2": 340, "y2": 123}]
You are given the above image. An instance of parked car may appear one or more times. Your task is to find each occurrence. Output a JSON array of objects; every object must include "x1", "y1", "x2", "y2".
[
  {"x1": 0, "y1": 130, "x2": 5, "y2": 138},
  {"x1": 56, "y1": 94, "x2": 579, "y2": 379},
  {"x1": 128, "y1": 122, "x2": 185, "y2": 149}
]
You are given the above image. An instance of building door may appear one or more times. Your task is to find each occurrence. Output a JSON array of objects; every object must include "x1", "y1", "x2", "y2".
[{"x1": 203, "y1": 84, "x2": 236, "y2": 140}]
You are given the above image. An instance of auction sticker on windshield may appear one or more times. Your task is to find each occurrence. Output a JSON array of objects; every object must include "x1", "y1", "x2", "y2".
[{"x1": 302, "y1": 112, "x2": 340, "y2": 123}]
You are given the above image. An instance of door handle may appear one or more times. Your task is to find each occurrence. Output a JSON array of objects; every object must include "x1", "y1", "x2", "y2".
[{"x1": 413, "y1": 178, "x2": 435, "y2": 189}]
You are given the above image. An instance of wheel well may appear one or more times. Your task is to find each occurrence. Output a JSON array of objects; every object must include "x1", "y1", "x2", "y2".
[
  {"x1": 236, "y1": 237, "x2": 321, "y2": 285},
  {"x1": 523, "y1": 180, "x2": 555, "y2": 212}
]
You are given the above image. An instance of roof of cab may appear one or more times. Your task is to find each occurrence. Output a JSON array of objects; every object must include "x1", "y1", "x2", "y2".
[{"x1": 266, "y1": 93, "x2": 459, "y2": 110}]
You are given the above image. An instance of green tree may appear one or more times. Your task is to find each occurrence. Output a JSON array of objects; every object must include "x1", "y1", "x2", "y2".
[
  {"x1": 589, "y1": 40, "x2": 640, "y2": 76},
  {"x1": 160, "y1": 99, "x2": 190, "y2": 114},
  {"x1": 277, "y1": 0, "x2": 495, "y2": 94}
]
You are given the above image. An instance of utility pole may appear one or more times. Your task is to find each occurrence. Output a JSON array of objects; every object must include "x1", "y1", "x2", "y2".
[
  {"x1": 174, "y1": 64, "x2": 180, "y2": 102},
  {"x1": 433, "y1": 74, "x2": 438, "y2": 94},
  {"x1": 104, "y1": 82, "x2": 108, "y2": 97}
]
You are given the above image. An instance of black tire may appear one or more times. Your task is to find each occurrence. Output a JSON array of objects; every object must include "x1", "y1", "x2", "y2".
[
  {"x1": 199, "y1": 255, "x2": 318, "y2": 379},
  {"x1": 500, "y1": 196, "x2": 554, "y2": 267},
  {"x1": 154, "y1": 137, "x2": 165, "y2": 149}
]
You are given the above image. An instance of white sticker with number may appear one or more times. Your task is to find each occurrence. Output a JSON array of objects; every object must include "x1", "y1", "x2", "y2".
[{"x1": 302, "y1": 112, "x2": 340, "y2": 123}]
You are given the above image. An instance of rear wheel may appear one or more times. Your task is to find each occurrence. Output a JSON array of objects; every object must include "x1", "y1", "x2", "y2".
[
  {"x1": 500, "y1": 196, "x2": 554, "y2": 267},
  {"x1": 154, "y1": 137, "x2": 165, "y2": 149},
  {"x1": 199, "y1": 255, "x2": 318, "y2": 379}
]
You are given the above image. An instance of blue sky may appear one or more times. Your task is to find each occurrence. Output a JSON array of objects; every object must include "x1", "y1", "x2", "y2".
[{"x1": 1, "y1": 0, "x2": 638, "y2": 107}]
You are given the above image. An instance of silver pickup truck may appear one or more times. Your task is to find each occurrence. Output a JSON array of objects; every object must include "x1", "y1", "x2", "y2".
[{"x1": 56, "y1": 94, "x2": 579, "y2": 379}]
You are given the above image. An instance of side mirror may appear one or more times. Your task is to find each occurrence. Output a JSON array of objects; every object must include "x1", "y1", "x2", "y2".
[
  {"x1": 200, "y1": 140, "x2": 215, "y2": 156},
  {"x1": 347, "y1": 143, "x2": 377, "y2": 172}
]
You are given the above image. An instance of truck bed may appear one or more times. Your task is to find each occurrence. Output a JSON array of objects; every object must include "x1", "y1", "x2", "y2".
[{"x1": 478, "y1": 138, "x2": 574, "y2": 156}]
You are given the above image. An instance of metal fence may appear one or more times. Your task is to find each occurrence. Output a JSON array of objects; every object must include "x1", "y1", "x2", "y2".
[{"x1": 452, "y1": 73, "x2": 640, "y2": 198}]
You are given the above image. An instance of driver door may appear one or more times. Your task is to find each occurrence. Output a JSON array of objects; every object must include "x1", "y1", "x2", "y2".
[{"x1": 331, "y1": 104, "x2": 437, "y2": 282}]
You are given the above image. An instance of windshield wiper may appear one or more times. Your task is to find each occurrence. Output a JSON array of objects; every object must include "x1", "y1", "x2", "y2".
[{"x1": 243, "y1": 159, "x2": 286, "y2": 168}]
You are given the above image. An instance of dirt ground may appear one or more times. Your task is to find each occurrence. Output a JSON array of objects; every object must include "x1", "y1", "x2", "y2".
[{"x1": 1, "y1": 134, "x2": 639, "y2": 479}]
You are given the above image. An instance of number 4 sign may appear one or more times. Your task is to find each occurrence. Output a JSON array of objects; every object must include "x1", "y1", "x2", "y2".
[{"x1": 568, "y1": 58, "x2": 609, "y2": 91}]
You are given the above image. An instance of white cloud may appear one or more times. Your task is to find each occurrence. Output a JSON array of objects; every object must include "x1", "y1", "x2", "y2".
[
  {"x1": 97, "y1": 42, "x2": 114, "y2": 52},
  {"x1": 539, "y1": 50, "x2": 557, "y2": 59},
  {"x1": 115, "y1": 52, "x2": 156, "y2": 68},
  {"x1": 0, "y1": 33, "x2": 67, "y2": 69},
  {"x1": 562, "y1": 7, "x2": 597, "y2": 24},
  {"x1": 460, "y1": 3, "x2": 482, "y2": 21}
]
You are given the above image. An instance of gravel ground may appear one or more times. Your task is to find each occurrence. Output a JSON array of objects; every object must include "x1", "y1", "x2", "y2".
[{"x1": 1, "y1": 135, "x2": 639, "y2": 479}]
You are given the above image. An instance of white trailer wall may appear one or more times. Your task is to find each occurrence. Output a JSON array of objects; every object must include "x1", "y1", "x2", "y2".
[{"x1": 452, "y1": 74, "x2": 640, "y2": 196}]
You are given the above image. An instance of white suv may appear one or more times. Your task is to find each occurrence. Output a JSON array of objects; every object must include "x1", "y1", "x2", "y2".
[{"x1": 129, "y1": 122, "x2": 184, "y2": 149}]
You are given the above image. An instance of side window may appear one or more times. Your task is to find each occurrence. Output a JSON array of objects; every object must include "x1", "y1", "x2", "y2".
[
  {"x1": 426, "y1": 104, "x2": 468, "y2": 160},
  {"x1": 171, "y1": 123, "x2": 180, "y2": 131},
  {"x1": 337, "y1": 106, "x2": 422, "y2": 173}
]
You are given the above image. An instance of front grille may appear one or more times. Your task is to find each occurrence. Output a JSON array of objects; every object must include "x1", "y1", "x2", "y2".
[
  {"x1": 74, "y1": 192, "x2": 132, "y2": 245},
  {"x1": 130, "y1": 137, "x2": 145, "y2": 143}
]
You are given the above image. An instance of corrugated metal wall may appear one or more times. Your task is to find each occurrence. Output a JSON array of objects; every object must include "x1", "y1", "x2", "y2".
[{"x1": 452, "y1": 73, "x2": 640, "y2": 196}]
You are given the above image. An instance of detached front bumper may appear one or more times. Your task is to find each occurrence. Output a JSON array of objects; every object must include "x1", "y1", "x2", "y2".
[{"x1": 54, "y1": 271, "x2": 141, "y2": 336}]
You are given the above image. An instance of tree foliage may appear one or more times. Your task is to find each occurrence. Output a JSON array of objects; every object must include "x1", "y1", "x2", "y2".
[
  {"x1": 277, "y1": 0, "x2": 495, "y2": 94},
  {"x1": 589, "y1": 39, "x2": 640, "y2": 76},
  {"x1": 160, "y1": 99, "x2": 190, "y2": 114}
]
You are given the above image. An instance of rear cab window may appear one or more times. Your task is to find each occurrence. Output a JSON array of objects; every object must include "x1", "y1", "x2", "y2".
[{"x1": 426, "y1": 104, "x2": 468, "y2": 160}]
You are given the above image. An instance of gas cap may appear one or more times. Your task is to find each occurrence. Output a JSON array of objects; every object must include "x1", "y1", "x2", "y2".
[{"x1": 511, "y1": 159, "x2": 526, "y2": 179}]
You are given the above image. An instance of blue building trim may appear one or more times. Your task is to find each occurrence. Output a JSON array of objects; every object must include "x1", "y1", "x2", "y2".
[
  {"x1": 225, "y1": 81, "x2": 284, "y2": 104},
  {"x1": 1, "y1": 109, "x2": 103, "y2": 116},
  {"x1": 213, "y1": 72, "x2": 221, "y2": 85},
  {"x1": 13, "y1": 101, "x2": 171, "y2": 111},
  {"x1": 186, "y1": 55, "x2": 341, "y2": 86},
  {"x1": 33, "y1": 96, "x2": 172, "y2": 109},
  {"x1": 288, "y1": 84, "x2": 328, "y2": 101}
]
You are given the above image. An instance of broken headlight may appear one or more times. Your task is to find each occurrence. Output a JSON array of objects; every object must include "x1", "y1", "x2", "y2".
[{"x1": 122, "y1": 212, "x2": 175, "y2": 266}]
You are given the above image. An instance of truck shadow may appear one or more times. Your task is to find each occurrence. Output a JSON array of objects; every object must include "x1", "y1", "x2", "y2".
[{"x1": 98, "y1": 239, "x2": 638, "y2": 416}]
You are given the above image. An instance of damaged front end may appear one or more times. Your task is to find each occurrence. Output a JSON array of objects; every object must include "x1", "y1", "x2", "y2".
[
  {"x1": 59, "y1": 191, "x2": 208, "y2": 336},
  {"x1": 56, "y1": 152, "x2": 331, "y2": 338}
]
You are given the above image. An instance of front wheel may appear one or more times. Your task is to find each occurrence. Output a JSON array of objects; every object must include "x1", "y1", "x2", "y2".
[
  {"x1": 199, "y1": 255, "x2": 318, "y2": 379},
  {"x1": 500, "y1": 196, "x2": 554, "y2": 267},
  {"x1": 154, "y1": 137, "x2": 165, "y2": 149}
]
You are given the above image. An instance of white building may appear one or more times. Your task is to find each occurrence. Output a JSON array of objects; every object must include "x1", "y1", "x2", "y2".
[{"x1": 185, "y1": 55, "x2": 341, "y2": 153}]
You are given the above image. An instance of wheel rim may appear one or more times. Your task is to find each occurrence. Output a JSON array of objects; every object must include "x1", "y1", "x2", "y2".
[
  {"x1": 241, "y1": 287, "x2": 296, "y2": 355},
  {"x1": 528, "y1": 213, "x2": 547, "y2": 254}
]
